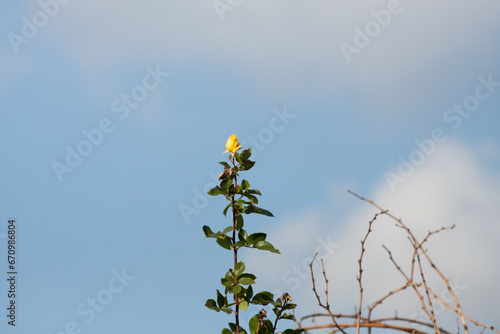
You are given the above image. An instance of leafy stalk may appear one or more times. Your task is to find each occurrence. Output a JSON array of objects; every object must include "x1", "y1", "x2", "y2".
[
  {"x1": 231, "y1": 155, "x2": 240, "y2": 334},
  {"x1": 204, "y1": 140, "x2": 303, "y2": 334}
]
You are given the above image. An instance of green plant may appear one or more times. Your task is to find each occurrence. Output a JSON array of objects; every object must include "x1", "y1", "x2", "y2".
[{"x1": 203, "y1": 134, "x2": 304, "y2": 334}]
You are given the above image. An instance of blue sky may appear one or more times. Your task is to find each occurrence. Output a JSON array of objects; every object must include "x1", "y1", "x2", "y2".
[{"x1": 1, "y1": 1, "x2": 500, "y2": 333}]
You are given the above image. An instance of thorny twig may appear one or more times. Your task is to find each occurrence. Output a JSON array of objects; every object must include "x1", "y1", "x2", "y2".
[
  {"x1": 356, "y1": 210, "x2": 387, "y2": 333},
  {"x1": 414, "y1": 242, "x2": 440, "y2": 333},
  {"x1": 297, "y1": 191, "x2": 498, "y2": 334},
  {"x1": 309, "y1": 253, "x2": 348, "y2": 334},
  {"x1": 346, "y1": 189, "x2": 497, "y2": 334}
]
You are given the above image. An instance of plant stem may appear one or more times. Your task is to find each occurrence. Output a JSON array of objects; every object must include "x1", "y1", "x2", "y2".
[{"x1": 231, "y1": 156, "x2": 240, "y2": 334}]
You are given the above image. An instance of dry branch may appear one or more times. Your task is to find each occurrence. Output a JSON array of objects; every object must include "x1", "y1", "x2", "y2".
[{"x1": 295, "y1": 191, "x2": 498, "y2": 334}]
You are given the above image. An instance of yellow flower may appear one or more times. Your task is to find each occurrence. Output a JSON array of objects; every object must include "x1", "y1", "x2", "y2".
[{"x1": 223, "y1": 134, "x2": 242, "y2": 154}]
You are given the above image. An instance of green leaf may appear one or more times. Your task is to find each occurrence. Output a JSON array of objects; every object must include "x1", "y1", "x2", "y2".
[
  {"x1": 222, "y1": 225, "x2": 233, "y2": 234},
  {"x1": 222, "y1": 328, "x2": 232, "y2": 334},
  {"x1": 239, "y1": 300, "x2": 249, "y2": 312},
  {"x1": 233, "y1": 202, "x2": 245, "y2": 213},
  {"x1": 221, "y1": 177, "x2": 233, "y2": 193},
  {"x1": 219, "y1": 161, "x2": 231, "y2": 168},
  {"x1": 217, "y1": 290, "x2": 226, "y2": 308},
  {"x1": 241, "y1": 148, "x2": 252, "y2": 160},
  {"x1": 235, "y1": 198, "x2": 248, "y2": 204},
  {"x1": 253, "y1": 240, "x2": 280, "y2": 254},
  {"x1": 202, "y1": 225, "x2": 220, "y2": 238},
  {"x1": 262, "y1": 320, "x2": 274, "y2": 334},
  {"x1": 282, "y1": 303, "x2": 297, "y2": 311},
  {"x1": 235, "y1": 262, "x2": 245, "y2": 276},
  {"x1": 216, "y1": 235, "x2": 233, "y2": 250},
  {"x1": 247, "y1": 285, "x2": 254, "y2": 299},
  {"x1": 271, "y1": 301, "x2": 282, "y2": 308},
  {"x1": 229, "y1": 323, "x2": 248, "y2": 334},
  {"x1": 280, "y1": 312, "x2": 296, "y2": 320},
  {"x1": 207, "y1": 186, "x2": 222, "y2": 196},
  {"x1": 224, "y1": 270, "x2": 236, "y2": 288},
  {"x1": 249, "y1": 315, "x2": 259, "y2": 334},
  {"x1": 221, "y1": 308, "x2": 233, "y2": 315},
  {"x1": 228, "y1": 284, "x2": 242, "y2": 294},
  {"x1": 283, "y1": 329, "x2": 306, "y2": 334},
  {"x1": 225, "y1": 269, "x2": 235, "y2": 280},
  {"x1": 234, "y1": 240, "x2": 246, "y2": 247},
  {"x1": 205, "y1": 299, "x2": 219, "y2": 311},
  {"x1": 238, "y1": 273, "x2": 256, "y2": 285},
  {"x1": 235, "y1": 152, "x2": 243, "y2": 164},
  {"x1": 234, "y1": 185, "x2": 243, "y2": 195},
  {"x1": 252, "y1": 291, "x2": 275, "y2": 305},
  {"x1": 240, "y1": 160, "x2": 255, "y2": 171},
  {"x1": 202, "y1": 225, "x2": 213, "y2": 237},
  {"x1": 223, "y1": 203, "x2": 232, "y2": 217},
  {"x1": 246, "y1": 206, "x2": 274, "y2": 217},
  {"x1": 241, "y1": 179, "x2": 250, "y2": 190},
  {"x1": 236, "y1": 214, "x2": 244, "y2": 230},
  {"x1": 245, "y1": 194, "x2": 259, "y2": 204},
  {"x1": 238, "y1": 229, "x2": 248, "y2": 243},
  {"x1": 247, "y1": 232, "x2": 266, "y2": 245},
  {"x1": 247, "y1": 189, "x2": 262, "y2": 196},
  {"x1": 221, "y1": 277, "x2": 232, "y2": 287}
]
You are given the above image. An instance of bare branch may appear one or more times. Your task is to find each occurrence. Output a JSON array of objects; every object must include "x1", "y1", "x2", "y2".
[
  {"x1": 297, "y1": 190, "x2": 497, "y2": 334},
  {"x1": 348, "y1": 190, "x2": 474, "y2": 333},
  {"x1": 356, "y1": 210, "x2": 386, "y2": 333},
  {"x1": 309, "y1": 253, "x2": 348, "y2": 334},
  {"x1": 415, "y1": 247, "x2": 440, "y2": 333},
  {"x1": 301, "y1": 321, "x2": 429, "y2": 334},
  {"x1": 380, "y1": 244, "x2": 432, "y2": 322}
]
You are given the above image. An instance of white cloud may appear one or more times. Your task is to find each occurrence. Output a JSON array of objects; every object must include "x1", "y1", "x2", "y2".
[
  {"x1": 245, "y1": 140, "x2": 500, "y2": 330},
  {"x1": 363, "y1": 141, "x2": 500, "y2": 325},
  {"x1": 39, "y1": 0, "x2": 500, "y2": 106},
  {"x1": 341, "y1": 0, "x2": 500, "y2": 109}
]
